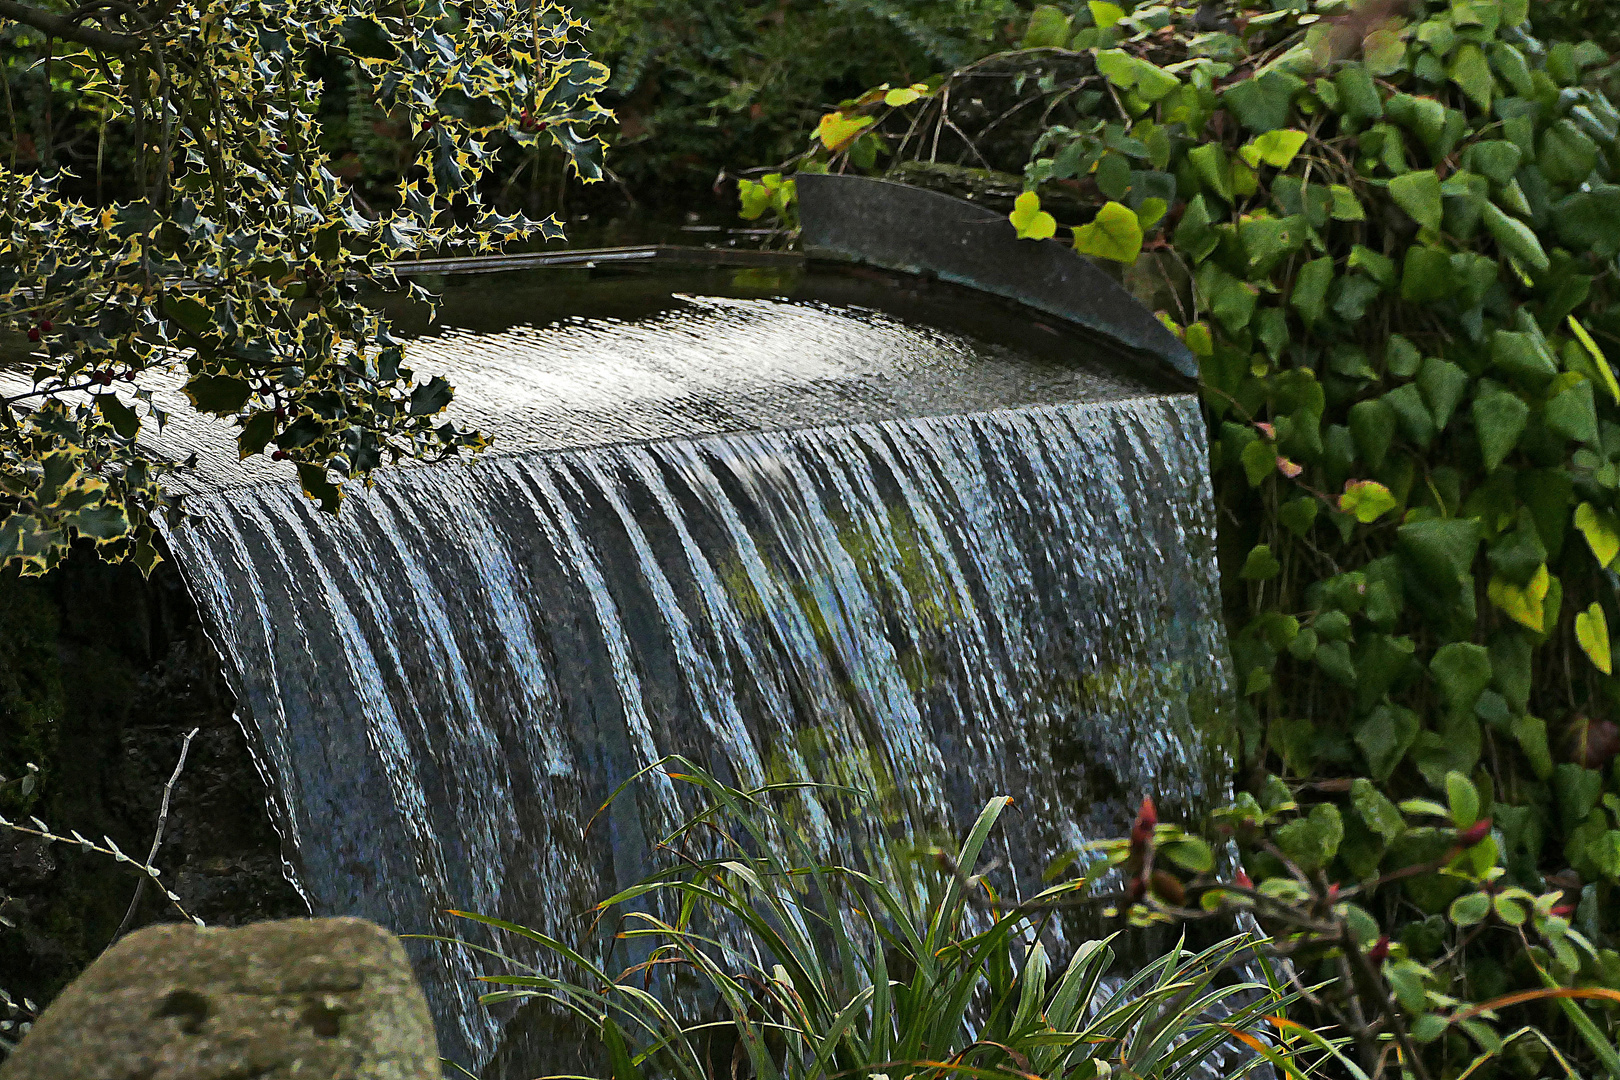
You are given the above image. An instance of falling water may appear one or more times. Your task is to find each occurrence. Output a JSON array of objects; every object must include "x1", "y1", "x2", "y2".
[{"x1": 159, "y1": 285, "x2": 1232, "y2": 1071}]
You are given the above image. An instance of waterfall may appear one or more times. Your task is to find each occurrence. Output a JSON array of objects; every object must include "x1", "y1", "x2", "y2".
[{"x1": 163, "y1": 390, "x2": 1229, "y2": 1068}]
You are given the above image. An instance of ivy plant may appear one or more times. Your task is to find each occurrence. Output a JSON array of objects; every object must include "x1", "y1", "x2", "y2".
[
  {"x1": 0, "y1": 0, "x2": 611, "y2": 576},
  {"x1": 757, "y1": 0, "x2": 1620, "y2": 1074}
]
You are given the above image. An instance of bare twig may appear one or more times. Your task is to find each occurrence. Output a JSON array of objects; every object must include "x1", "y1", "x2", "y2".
[{"x1": 113, "y1": 726, "x2": 199, "y2": 941}]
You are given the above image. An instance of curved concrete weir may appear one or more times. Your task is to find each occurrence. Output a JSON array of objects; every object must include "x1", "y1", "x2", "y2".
[{"x1": 141, "y1": 182, "x2": 1233, "y2": 1073}]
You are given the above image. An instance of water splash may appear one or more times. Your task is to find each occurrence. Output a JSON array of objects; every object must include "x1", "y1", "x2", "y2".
[{"x1": 164, "y1": 392, "x2": 1229, "y2": 1069}]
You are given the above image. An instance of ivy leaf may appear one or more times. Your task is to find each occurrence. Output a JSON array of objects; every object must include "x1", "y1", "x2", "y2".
[
  {"x1": 1449, "y1": 44, "x2": 1494, "y2": 111},
  {"x1": 1432, "y1": 643, "x2": 1492, "y2": 713},
  {"x1": 1022, "y1": 5, "x2": 1072, "y2": 48},
  {"x1": 1330, "y1": 185, "x2": 1366, "y2": 221},
  {"x1": 1568, "y1": 316, "x2": 1620, "y2": 405},
  {"x1": 1357, "y1": 706, "x2": 1420, "y2": 781},
  {"x1": 1086, "y1": 0, "x2": 1124, "y2": 30},
  {"x1": 1340, "y1": 480, "x2": 1397, "y2": 523},
  {"x1": 1575, "y1": 603, "x2": 1612, "y2": 675},
  {"x1": 1095, "y1": 50, "x2": 1178, "y2": 103},
  {"x1": 1481, "y1": 201, "x2": 1549, "y2": 273},
  {"x1": 1073, "y1": 201, "x2": 1142, "y2": 262},
  {"x1": 1575, "y1": 502, "x2": 1620, "y2": 569},
  {"x1": 883, "y1": 83, "x2": 929, "y2": 107},
  {"x1": 1473, "y1": 388, "x2": 1529, "y2": 470},
  {"x1": 1389, "y1": 170, "x2": 1444, "y2": 230},
  {"x1": 1487, "y1": 563, "x2": 1550, "y2": 632},
  {"x1": 1239, "y1": 129, "x2": 1308, "y2": 169},
  {"x1": 1352, "y1": 778, "x2": 1406, "y2": 842},
  {"x1": 1291, "y1": 257, "x2": 1334, "y2": 327},
  {"x1": 1009, "y1": 192, "x2": 1058, "y2": 241},
  {"x1": 816, "y1": 111, "x2": 873, "y2": 151},
  {"x1": 1242, "y1": 543, "x2": 1282, "y2": 580},
  {"x1": 1187, "y1": 143, "x2": 1234, "y2": 203}
]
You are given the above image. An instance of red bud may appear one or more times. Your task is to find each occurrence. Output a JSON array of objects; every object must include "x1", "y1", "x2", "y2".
[
  {"x1": 1550, "y1": 904, "x2": 1575, "y2": 918},
  {"x1": 1233, "y1": 869, "x2": 1253, "y2": 889},
  {"x1": 1366, "y1": 935, "x2": 1390, "y2": 965},
  {"x1": 1456, "y1": 818, "x2": 1493, "y2": 847}
]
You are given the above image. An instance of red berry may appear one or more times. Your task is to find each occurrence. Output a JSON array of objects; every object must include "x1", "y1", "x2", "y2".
[
  {"x1": 26, "y1": 327, "x2": 39, "y2": 342},
  {"x1": 1366, "y1": 935, "x2": 1391, "y2": 965},
  {"x1": 271, "y1": 450, "x2": 288, "y2": 461},
  {"x1": 38, "y1": 318, "x2": 53, "y2": 332},
  {"x1": 535, "y1": 121, "x2": 548, "y2": 131}
]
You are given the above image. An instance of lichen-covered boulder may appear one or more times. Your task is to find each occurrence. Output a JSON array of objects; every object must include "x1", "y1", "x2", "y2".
[{"x1": 0, "y1": 916, "x2": 439, "y2": 1080}]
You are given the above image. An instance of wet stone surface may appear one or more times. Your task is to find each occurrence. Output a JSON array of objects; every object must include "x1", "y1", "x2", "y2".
[{"x1": 0, "y1": 917, "x2": 439, "y2": 1080}]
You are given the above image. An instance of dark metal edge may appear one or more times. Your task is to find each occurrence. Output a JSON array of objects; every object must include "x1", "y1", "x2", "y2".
[
  {"x1": 389, "y1": 245, "x2": 806, "y2": 276},
  {"x1": 794, "y1": 172, "x2": 1198, "y2": 380}
]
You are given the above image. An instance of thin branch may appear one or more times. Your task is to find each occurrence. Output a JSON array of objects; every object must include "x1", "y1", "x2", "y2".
[
  {"x1": 0, "y1": 0, "x2": 138, "y2": 52},
  {"x1": 113, "y1": 726, "x2": 199, "y2": 941}
]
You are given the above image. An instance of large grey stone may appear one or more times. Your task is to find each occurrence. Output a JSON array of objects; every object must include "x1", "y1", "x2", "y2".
[{"x1": 0, "y1": 917, "x2": 440, "y2": 1079}]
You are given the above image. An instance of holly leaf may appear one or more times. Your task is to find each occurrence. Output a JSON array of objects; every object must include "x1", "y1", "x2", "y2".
[
  {"x1": 95, "y1": 393, "x2": 139, "y2": 440},
  {"x1": 1073, "y1": 201, "x2": 1142, "y2": 262},
  {"x1": 183, "y1": 373, "x2": 253, "y2": 414},
  {"x1": 1576, "y1": 602, "x2": 1612, "y2": 675}
]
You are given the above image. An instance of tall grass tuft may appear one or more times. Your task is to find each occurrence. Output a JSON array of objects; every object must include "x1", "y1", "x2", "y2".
[{"x1": 441, "y1": 758, "x2": 1324, "y2": 1080}]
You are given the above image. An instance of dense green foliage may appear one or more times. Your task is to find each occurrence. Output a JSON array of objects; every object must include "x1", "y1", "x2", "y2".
[
  {"x1": 756, "y1": 0, "x2": 1620, "y2": 1076},
  {"x1": 575, "y1": 0, "x2": 1022, "y2": 204},
  {"x1": 0, "y1": 0, "x2": 610, "y2": 576},
  {"x1": 451, "y1": 759, "x2": 1308, "y2": 1080}
]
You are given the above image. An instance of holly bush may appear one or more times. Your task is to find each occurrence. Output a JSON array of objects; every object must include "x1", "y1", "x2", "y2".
[
  {"x1": 0, "y1": 0, "x2": 610, "y2": 576},
  {"x1": 760, "y1": 0, "x2": 1620, "y2": 1075}
]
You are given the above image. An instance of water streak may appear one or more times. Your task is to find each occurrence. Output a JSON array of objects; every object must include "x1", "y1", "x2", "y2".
[{"x1": 164, "y1": 393, "x2": 1229, "y2": 1070}]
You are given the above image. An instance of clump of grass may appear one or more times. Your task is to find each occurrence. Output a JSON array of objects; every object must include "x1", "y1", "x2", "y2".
[{"x1": 442, "y1": 757, "x2": 1332, "y2": 1080}]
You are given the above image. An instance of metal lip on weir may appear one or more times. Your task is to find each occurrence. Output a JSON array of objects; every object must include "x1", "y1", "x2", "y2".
[
  {"x1": 387, "y1": 174, "x2": 1197, "y2": 383},
  {"x1": 793, "y1": 172, "x2": 1198, "y2": 380}
]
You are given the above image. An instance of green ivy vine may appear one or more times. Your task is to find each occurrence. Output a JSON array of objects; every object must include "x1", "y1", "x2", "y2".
[{"x1": 759, "y1": 0, "x2": 1620, "y2": 1073}]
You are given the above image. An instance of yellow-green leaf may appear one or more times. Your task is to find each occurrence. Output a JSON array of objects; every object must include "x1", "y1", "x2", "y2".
[
  {"x1": 1576, "y1": 603, "x2": 1612, "y2": 675},
  {"x1": 1239, "y1": 129, "x2": 1309, "y2": 169},
  {"x1": 817, "y1": 111, "x2": 873, "y2": 151},
  {"x1": 1009, "y1": 191, "x2": 1058, "y2": 240},
  {"x1": 1569, "y1": 315, "x2": 1620, "y2": 405},
  {"x1": 1087, "y1": 0, "x2": 1125, "y2": 29},
  {"x1": 884, "y1": 84, "x2": 929, "y2": 107},
  {"x1": 1488, "y1": 564, "x2": 1549, "y2": 632},
  {"x1": 1339, "y1": 480, "x2": 1397, "y2": 523},
  {"x1": 1575, "y1": 501, "x2": 1620, "y2": 568},
  {"x1": 1073, "y1": 200, "x2": 1143, "y2": 263}
]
